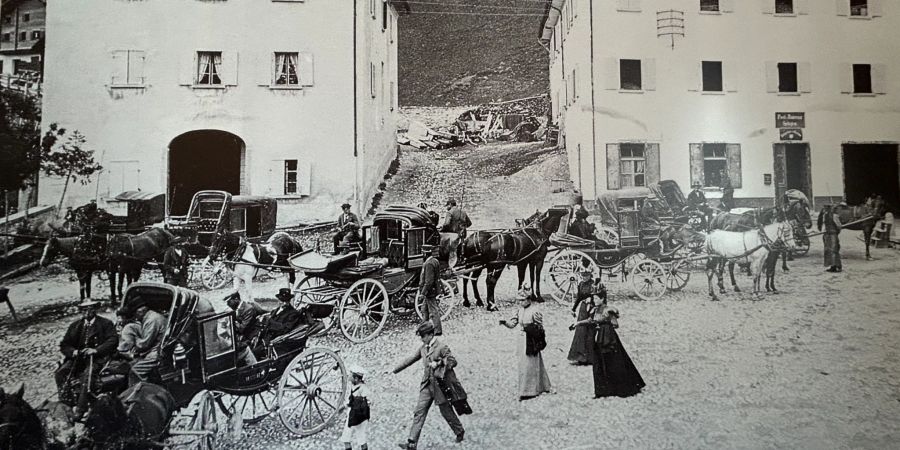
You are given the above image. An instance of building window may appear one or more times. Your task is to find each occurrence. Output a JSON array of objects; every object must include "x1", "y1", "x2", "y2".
[
  {"x1": 702, "y1": 61, "x2": 723, "y2": 92},
  {"x1": 31, "y1": 31, "x2": 41, "y2": 40},
  {"x1": 22, "y1": 13, "x2": 30, "y2": 22},
  {"x1": 850, "y1": 0, "x2": 868, "y2": 16},
  {"x1": 778, "y1": 62, "x2": 798, "y2": 93},
  {"x1": 284, "y1": 160, "x2": 299, "y2": 195},
  {"x1": 702, "y1": 144, "x2": 728, "y2": 187},
  {"x1": 19, "y1": 32, "x2": 27, "y2": 41},
  {"x1": 274, "y1": 52, "x2": 299, "y2": 85},
  {"x1": 700, "y1": 0, "x2": 719, "y2": 12},
  {"x1": 775, "y1": 0, "x2": 793, "y2": 14},
  {"x1": 111, "y1": 50, "x2": 146, "y2": 86},
  {"x1": 3, "y1": 16, "x2": 11, "y2": 24},
  {"x1": 1, "y1": 33, "x2": 10, "y2": 42},
  {"x1": 691, "y1": 143, "x2": 742, "y2": 188},
  {"x1": 853, "y1": 64, "x2": 872, "y2": 93},
  {"x1": 197, "y1": 51, "x2": 222, "y2": 85},
  {"x1": 620, "y1": 143, "x2": 646, "y2": 187},
  {"x1": 620, "y1": 59, "x2": 642, "y2": 90}
]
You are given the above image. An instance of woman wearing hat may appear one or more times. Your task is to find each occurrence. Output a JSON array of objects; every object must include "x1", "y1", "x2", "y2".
[
  {"x1": 340, "y1": 364, "x2": 371, "y2": 450},
  {"x1": 500, "y1": 294, "x2": 552, "y2": 400},
  {"x1": 567, "y1": 270, "x2": 604, "y2": 365},
  {"x1": 573, "y1": 305, "x2": 645, "y2": 398}
]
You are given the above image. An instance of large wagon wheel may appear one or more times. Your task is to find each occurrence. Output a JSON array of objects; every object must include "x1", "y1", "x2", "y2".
[
  {"x1": 339, "y1": 279, "x2": 389, "y2": 343},
  {"x1": 201, "y1": 259, "x2": 231, "y2": 290},
  {"x1": 414, "y1": 279, "x2": 459, "y2": 322},
  {"x1": 276, "y1": 347, "x2": 349, "y2": 436},
  {"x1": 665, "y1": 258, "x2": 691, "y2": 292},
  {"x1": 193, "y1": 390, "x2": 219, "y2": 450},
  {"x1": 292, "y1": 276, "x2": 335, "y2": 337},
  {"x1": 792, "y1": 235, "x2": 811, "y2": 256},
  {"x1": 546, "y1": 249, "x2": 598, "y2": 305},
  {"x1": 215, "y1": 386, "x2": 278, "y2": 425},
  {"x1": 629, "y1": 259, "x2": 667, "y2": 300}
]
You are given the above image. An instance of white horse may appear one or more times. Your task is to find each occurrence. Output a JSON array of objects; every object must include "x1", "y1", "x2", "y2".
[
  {"x1": 229, "y1": 231, "x2": 303, "y2": 304},
  {"x1": 704, "y1": 221, "x2": 795, "y2": 300}
]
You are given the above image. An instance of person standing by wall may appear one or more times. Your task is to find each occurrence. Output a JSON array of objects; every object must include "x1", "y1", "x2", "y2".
[
  {"x1": 500, "y1": 294, "x2": 552, "y2": 400},
  {"x1": 817, "y1": 204, "x2": 843, "y2": 272}
]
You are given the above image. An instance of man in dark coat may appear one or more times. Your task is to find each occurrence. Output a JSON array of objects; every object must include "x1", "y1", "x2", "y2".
[
  {"x1": 394, "y1": 321, "x2": 466, "y2": 449},
  {"x1": 55, "y1": 300, "x2": 118, "y2": 415},
  {"x1": 261, "y1": 288, "x2": 308, "y2": 342},
  {"x1": 720, "y1": 181, "x2": 735, "y2": 212},
  {"x1": 687, "y1": 181, "x2": 711, "y2": 228},
  {"x1": 161, "y1": 237, "x2": 190, "y2": 287},
  {"x1": 817, "y1": 204, "x2": 843, "y2": 272},
  {"x1": 334, "y1": 203, "x2": 361, "y2": 254},
  {"x1": 418, "y1": 245, "x2": 444, "y2": 336},
  {"x1": 440, "y1": 198, "x2": 471, "y2": 237}
]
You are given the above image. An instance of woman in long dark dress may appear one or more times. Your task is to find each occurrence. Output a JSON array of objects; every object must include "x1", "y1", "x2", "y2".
[
  {"x1": 574, "y1": 307, "x2": 645, "y2": 398},
  {"x1": 567, "y1": 271, "x2": 604, "y2": 365}
]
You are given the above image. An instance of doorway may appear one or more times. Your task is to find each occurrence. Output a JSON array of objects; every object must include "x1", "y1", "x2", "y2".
[
  {"x1": 773, "y1": 143, "x2": 812, "y2": 202},
  {"x1": 842, "y1": 143, "x2": 900, "y2": 210},
  {"x1": 168, "y1": 130, "x2": 244, "y2": 215}
]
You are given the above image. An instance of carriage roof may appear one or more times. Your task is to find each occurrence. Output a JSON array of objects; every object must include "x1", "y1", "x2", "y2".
[
  {"x1": 372, "y1": 205, "x2": 437, "y2": 229},
  {"x1": 595, "y1": 188, "x2": 653, "y2": 223},
  {"x1": 650, "y1": 180, "x2": 686, "y2": 209},
  {"x1": 121, "y1": 282, "x2": 215, "y2": 349}
]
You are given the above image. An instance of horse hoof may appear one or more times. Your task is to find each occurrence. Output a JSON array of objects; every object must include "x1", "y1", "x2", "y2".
[
  {"x1": 475, "y1": 301, "x2": 485, "y2": 308},
  {"x1": 462, "y1": 300, "x2": 471, "y2": 308},
  {"x1": 733, "y1": 288, "x2": 741, "y2": 293}
]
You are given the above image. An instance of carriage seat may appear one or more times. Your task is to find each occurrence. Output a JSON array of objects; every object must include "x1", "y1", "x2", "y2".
[{"x1": 271, "y1": 320, "x2": 325, "y2": 347}]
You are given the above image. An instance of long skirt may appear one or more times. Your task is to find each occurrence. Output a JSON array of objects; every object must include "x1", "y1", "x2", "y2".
[
  {"x1": 518, "y1": 334, "x2": 552, "y2": 398},
  {"x1": 567, "y1": 305, "x2": 593, "y2": 364},
  {"x1": 592, "y1": 342, "x2": 645, "y2": 398},
  {"x1": 823, "y1": 234, "x2": 841, "y2": 268}
]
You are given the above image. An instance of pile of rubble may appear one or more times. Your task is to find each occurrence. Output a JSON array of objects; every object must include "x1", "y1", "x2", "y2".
[{"x1": 398, "y1": 94, "x2": 556, "y2": 149}]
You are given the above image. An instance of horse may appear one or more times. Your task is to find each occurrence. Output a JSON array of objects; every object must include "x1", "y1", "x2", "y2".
[
  {"x1": 222, "y1": 231, "x2": 304, "y2": 304},
  {"x1": 77, "y1": 383, "x2": 175, "y2": 450},
  {"x1": 704, "y1": 221, "x2": 795, "y2": 301},
  {"x1": 824, "y1": 196, "x2": 886, "y2": 260},
  {"x1": 0, "y1": 384, "x2": 47, "y2": 450},
  {"x1": 460, "y1": 209, "x2": 566, "y2": 310},
  {"x1": 107, "y1": 228, "x2": 178, "y2": 298},
  {"x1": 40, "y1": 233, "x2": 117, "y2": 302}
]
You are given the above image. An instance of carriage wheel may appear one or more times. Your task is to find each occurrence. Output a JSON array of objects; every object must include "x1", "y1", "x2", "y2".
[
  {"x1": 277, "y1": 347, "x2": 349, "y2": 436},
  {"x1": 216, "y1": 387, "x2": 277, "y2": 425},
  {"x1": 201, "y1": 259, "x2": 231, "y2": 290},
  {"x1": 339, "y1": 279, "x2": 389, "y2": 343},
  {"x1": 292, "y1": 276, "x2": 336, "y2": 337},
  {"x1": 546, "y1": 250, "x2": 598, "y2": 305},
  {"x1": 414, "y1": 279, "x2": 459, "y2": 322},
  {"x1": 595, "y1": 226, "x2": 619, "y2": 246},
  {"x1": 629, "y1": 259, "x2": 667, "y2": 300},
  {"x1": 665, "y1": 259, "x2": 691, "y2": 292},
  {"x1": 792, "y1": 237, "x2": 811, "y2": 257},
  {"x1": 193, "y1": 390, "x2": 218, "y2": 450}
]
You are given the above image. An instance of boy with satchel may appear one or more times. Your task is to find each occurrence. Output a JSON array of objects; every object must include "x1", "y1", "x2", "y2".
[{"x1": 341, "y1": 364, "x2": 371, "y2": 450}]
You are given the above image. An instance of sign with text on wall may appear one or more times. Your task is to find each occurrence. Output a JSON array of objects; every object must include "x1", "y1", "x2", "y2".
[
  {"x1": 776, "y1": 112, "x2": 805, "y2": 128},
  {"x1": 780, "y1": 128, "x2": 803, "y2": 141}
]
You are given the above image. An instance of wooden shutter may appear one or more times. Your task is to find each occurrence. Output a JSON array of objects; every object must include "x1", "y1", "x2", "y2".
[
  {"x1": 721, "y1": 0, "x2": 735, "y2": 12},
  {"x1": 772, "y1": 144, "x2": 787, "y2": 199},
  {"x1": 871, "y1": 0, "x2": 883, "y2": 17},
  {"x1": 297, "y1": 161, "x2": 312, "y2": 196},
  {"x1": 835, "y1": 0, "x2": 849, "y2": 16},
  {"x1": 127, "y1": 51, "x2": 145, "y2": 85},
  {"x1": 839, "y1": 63, "x2": 853, "y2": 93},
  {"x1": 110, "y1": 50, "x2": 125, "y2": 85},
  {"x1": 872, "y1": 64, "x2": 887, "y2": 94},
  {"x1": 178, "y1": 51, "x2": 196, "y2": 86},
  {"x1": 798, "y1": 62, "x2": 812, "y2": 93},
  {"x1": 645, "y1": 143, "x2": 660, "y2": 184},
  {"x1": 690, "y1": 144, "x2": 704, "y2": 187},
  {"x1": 726, "y1": 144, "x2": 742, "y2": 189},
  {"x1": 606, "y1": 144, "x2": 621, "y2": 190},
  {"x1": 222, "y1": 51, "x2": 239, "y2": 86},
  {"x1": 257, "y1": 52, "x2": 272, "y2": 86},
  {"x1": 266, "y1": 160, "x2": 282, "y2": 195},
  {"x1": 761, "y1": 0, "x2": 774, "y2": 14},
  {"x1": 643, "y1": 58, "x2": 656, "y2": 91},
  {"x1": 723, "y1": 61, "x2": 737, "y2": 92},
  {"x1": 765, "y1": 61, "x2": 778, "y2": 92},
  {"x1": 796, "y1": 0, "x2": 809, "y2": 15},
  {"x1": 299, "y1": 52, "x2": 314, "y2": 87},
  {"x1": 688, "y1": 62, "x2": 700, "y2": 92},
  {"x1": 603, "y1": 57, "x2": 618, "y2": 90}
]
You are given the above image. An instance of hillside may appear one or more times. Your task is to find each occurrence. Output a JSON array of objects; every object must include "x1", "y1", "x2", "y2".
[{"x1": 398, "y1": 0, "x2": 550, "y2": 107}]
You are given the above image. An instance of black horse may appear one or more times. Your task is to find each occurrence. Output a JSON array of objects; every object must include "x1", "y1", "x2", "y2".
[
  {"x1": 460, "y1": 209, "x2": 566, "y2": 310},
  {"x1": 0, "y1": 384, "x2": 47, "y2": 450},
  {"x1": 77, "y1": 384, "x2": 175, "y2": 450},
  {"x1": 40, "y1": 233, "x2": 118, "y2": 302},
  {"x1": 824, "y1": 196, "x2": 886, "y2": 260},
  {"x1": 107, "y1": 228, "x2": 179, "y2": 298}
]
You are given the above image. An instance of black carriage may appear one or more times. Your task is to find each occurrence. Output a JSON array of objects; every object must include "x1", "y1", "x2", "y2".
[
  {"x1": 289, "y1": 205, "x2": 459, "y2": 343},
  {"x1": 103, "y1": 191, "x2": 167, "y2": 234}
]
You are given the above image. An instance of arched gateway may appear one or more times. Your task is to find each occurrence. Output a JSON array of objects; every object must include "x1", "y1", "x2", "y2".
[{"x1": 168, "y1": 130, "x2": 245, "y2": 215}]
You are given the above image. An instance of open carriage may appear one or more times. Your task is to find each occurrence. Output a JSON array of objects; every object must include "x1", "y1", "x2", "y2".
[
  {"x1": 544, "y1": 198, "x2": 693, "y2": 303},
  {"x1": 93, "y1": 282, "x2": 350, "y2": 447},
  {"x1": 289, "y1": 205, "x2": 459, "y2": 343}
]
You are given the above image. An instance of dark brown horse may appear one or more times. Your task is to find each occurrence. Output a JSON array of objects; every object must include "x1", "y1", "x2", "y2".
[
  {"x1": 0, "y1": 384, "x2": 46, "y2": 450},
  {"x1": 460, "y1": 208, "x2": 566, "y2": 310},
  {"x1": 40, "y1": 233, "x2": 118, "y2": 302},
  {"x1": 107, "y1": 228, "x2": 178, "y2": 298},
  {"x1": 77, "y1": 383, "x2": 176, "y2": 450},
  {"x1": 823, "y1": 197, "x2": 885, "y2": 260}
]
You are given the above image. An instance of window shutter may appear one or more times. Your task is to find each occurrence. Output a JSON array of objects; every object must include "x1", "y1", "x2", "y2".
[
  {"x1": 798, "y1": 62, "x2": 812, "y2": 93},
  {"x1": 836, "y1": 0, "x2": 849, "y2": 16},
  {"x1": 839, "y1": 63, "x2": 853, "y2": 93},
  {"x1": 760, "y1": 0, "x2": 774, "y2": 14},
  {"x1": 796, "y1": 0, "x2": 809, "y2": 15},
  {"x1": 606, "y1": 144, "x2": 621, "y2": 190},
  {"x1": 723, "y1": 61, "x2": 737, "y2": 92},
  {"x1": 645, "y1": 143, "x2": 660, "y2": 184},
  {"x1": 689, "y1": 144, "x2": 704, "y2": 187},
  {"x1": 299, "y1": 52, "x2": 315, "y2": 87},
  {"x1": 765, "y1": 61, "x2": 778, "y2": 93},
  {"x1": 643, "y1": 58, "x2": 656, "y2": 91},
  {"x1": 257, "y1": 52, "x2": 272, "y2": 86},
  {"x1": 110, "y1": 50, "x2": 125, "y2": 85},
  {"x1": 720, "y1": 0, "x2": 735, "y2": 12},
  {"x1": 726, "y1": 144, "x2": 742, "y2": 189},
  {"x1": 688, "y1": 62, "x2": 700, "y2": 92},
  {"x1": 872, "y1": 63, "x2": 887, "y2": 94},
  {"x1": 222, "y1": 51, "x2": 239, "y2": 86},
  {"x1": 604, "y1": 57, "x2": 618, "y2": 90},
  {"x1": 297, "y1": 161, "x2": 312, "y2": 196},
  {"x1": 871, "y1": 0, "x2": 883, "y2": 17},
  {"x1": 267, "y1": 160, "x2": 282, "y2": 195},
  {"x1": 128, "y1": 51, "x2": 146, "y2": 85},
  {"x1": 178, "y1": 51, "x2": 196, "y2": 86}
]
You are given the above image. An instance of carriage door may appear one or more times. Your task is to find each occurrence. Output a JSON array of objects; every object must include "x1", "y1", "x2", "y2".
[
  {"x1": 197, "y1": 311, "x2": 238, "y2": 382},
  {"x1": 618, "y1": 210, "x2": 642, "y2": 249},
  {"x1": 362, "y1": 225, "x2": 380, "y2": 259},
  {"x1": 405, "y1": 227, "x2": 426, "y2": 269}
]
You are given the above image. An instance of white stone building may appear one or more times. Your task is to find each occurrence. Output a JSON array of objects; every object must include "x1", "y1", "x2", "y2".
[
  {"x1": 0, "y1": 0, "x2": 45, "y2": 77},
  {"x1": 542, "y1": 0, "x2": 899, "y2": 209},
  {"x1": 39, "y1": 0, "x2": 408, "y2": 223}
]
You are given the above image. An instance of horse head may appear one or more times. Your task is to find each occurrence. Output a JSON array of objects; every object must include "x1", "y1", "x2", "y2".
[
  {"x1": 763, "y1": 221, "x2": 796, "y2": 251},
  {"x1": 537, "y1": 209, "x2": 567, "y2": 236},
  {"x1": 82, "y1": 393, "x2": 131, "y2": 447},
  {"x1": 0, "y1": 383, "x2": 45, "y2": 449},
  {"x1": 40, "y1": 237, "x2": 60, "y2": 267}
]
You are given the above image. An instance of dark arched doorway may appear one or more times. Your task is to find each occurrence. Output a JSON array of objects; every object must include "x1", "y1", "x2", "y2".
[{"x1": 169, "y1": 130, "x2": 244, "y2": 215}]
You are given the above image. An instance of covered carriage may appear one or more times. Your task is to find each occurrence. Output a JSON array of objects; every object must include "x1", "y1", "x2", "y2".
[{"x1": 104, "y1": 191, "x2": 167, "y2": 234}]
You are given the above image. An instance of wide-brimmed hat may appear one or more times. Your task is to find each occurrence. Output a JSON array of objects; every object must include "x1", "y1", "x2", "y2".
[
  {"x1": 415, "y1": 321, "x2": 435, "y2": 336},
  {"x1": 691, "y1": 181, "x2": 701, "y2": 188},
  {"x1": 348, "y1": 364, "x2": 366, "y2": 378},
  {"x1": 275, "y1": 288, "x2": 294, "y2": 301},
  {"x1": 77, "y1": 299, "x2": 101, "y2": 308},
  {"x1": 341, "y1": 203, "x2": 352, "y2": 209},
  {"x1": 445, "y1": 198, "x2": 457, "y2": 206}
]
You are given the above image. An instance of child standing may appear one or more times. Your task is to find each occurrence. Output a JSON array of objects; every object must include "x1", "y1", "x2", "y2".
[{"x1": 340, "y1": 364, "x2": 370, "y2": 450}]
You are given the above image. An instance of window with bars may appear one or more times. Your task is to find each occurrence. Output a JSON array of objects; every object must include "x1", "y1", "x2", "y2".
[
  {"x1": 274, "y1": 52, "x2": 299, "y2": 86},
  {"x1": 197, "y1": 51, "x2": 222, "y2": 85},
  {"x1": 284, "y1": 160, "x2": 299, "y2": 194},
  {"x1": 620, "y1": 143, "x2": 646, "y2": 187}
]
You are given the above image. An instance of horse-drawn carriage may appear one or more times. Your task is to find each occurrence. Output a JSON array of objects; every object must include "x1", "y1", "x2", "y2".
[
  {"x1": 104, "y1": 191, "x2": 167, "y2": 234},
  {"x1": 289, "y1": 206, "x2": 459, "y2": 343},
  {"x1": 65, "y1": 282, "x2": 349, "y2": 447}
]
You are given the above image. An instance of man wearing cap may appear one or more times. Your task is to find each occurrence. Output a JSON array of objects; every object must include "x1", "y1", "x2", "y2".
[
  {"x1": 225, "y1": 291, "x2": 266, "y2": 342},
  {"x1": 440, "y1": 198, "x2": 471, "y2": 237},
  {"x1": 418, "y1": 245, "x2": 444, "y2": 336},
  {"x1": 128, "y1": 299, "x2": 168, "y2": 384},
  {"x1": 55, "y1": 299, "x2": 118, "y2": 414},
  {"x1": 334, "y1": 203, "x2": 361, "y2": 254},
  {"x1": 161, "y1": 237, "x2": 190, "y2": 287},
  {"x1": 394, "y1": 321, "x2": 466, "y2": 449}
]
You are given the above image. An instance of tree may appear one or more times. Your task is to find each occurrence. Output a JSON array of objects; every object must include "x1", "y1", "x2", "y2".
[
  {"x1": 40, "y1": 123, "x2": 103, "y2": 215},
  {"x1": 0, "y1": 89, "x2": 42, "y2": 212}
]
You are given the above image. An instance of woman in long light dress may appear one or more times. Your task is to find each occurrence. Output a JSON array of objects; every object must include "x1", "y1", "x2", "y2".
[{"x1": 500, "y1": 296, "x2": 552, "y2": 400}]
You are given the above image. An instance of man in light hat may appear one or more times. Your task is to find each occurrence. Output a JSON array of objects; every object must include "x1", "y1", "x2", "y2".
[
  {"x1": 418, "y1": 244, "x2": 444, "y2": 336},
  {"x1": 55, "y1": 299, "x2": 118, "y2": 415},
  {"x1": 341, "y1": 363, "x2": 371, "y2": 450},
  {"x1": 161, "y1": 236, "x2": 190, "y2": 287},
  {"x1": 334, "y1": 203, "x2": 361, "y2": 254},
  {"x1": 440, "y1": 198, "x2": 471, "y2": 238},
  {"x1": 394, "y1": 321, "x2": 466, "y2": 449}
]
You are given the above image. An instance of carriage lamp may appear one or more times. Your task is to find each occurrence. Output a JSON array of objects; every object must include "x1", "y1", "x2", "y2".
[{"x1": 174, "y1": 343, "x2": 188, "y2": 383}]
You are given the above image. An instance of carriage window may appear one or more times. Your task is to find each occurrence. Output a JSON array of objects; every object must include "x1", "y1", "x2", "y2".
[
  {"x1": 702, "y1": 143, "x2": 727, "y2": 187},
  {"x1": 284, "y1": 160, "x2": 299, "y2": 194},
  {"x1": 619, "y1": 143, "x2": 646, "y2": 187},
  {"x1": 201, "y1": 316, "x2": 235, "y2": 359},
  {"x1": 365, "y1": 225, "x2": 381, "y2": 255},
  {"x1": 230, "y1": 209, "x2": 246, "y2": 232}
]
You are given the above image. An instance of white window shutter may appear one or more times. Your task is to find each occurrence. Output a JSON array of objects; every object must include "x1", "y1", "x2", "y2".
[
  {"x1": 726, "y1": 144, "x2": 742, "y2": 189},
  {"x1": 688, "y1": 61, "x2": 700, "y2": 92},
  {"x1": 872, "y1": 64, "x2": 887, "y2": 94},
  {"x1": 606, "y1": 144, "x2": 621, "y2": 190},
  {"x1": 761, "y1": 0, "x2": 774, "y2": 14},
  {"x1": 297, "y1": 161, "x2": 312, "y2": 196},
  {"x1": 796, "y1": 0, "x2": 809, "y2": 15},
  {"x1": 257, "y1": 52, "x2": 272, "y2": 86},
  {"x1": 178, "y1": 51, "x2": 196, "y2": 86},
  {"x1": 765, "y1": 61, "x2": 778, "y2": 92},
  {"x1": 723, "y1": 61, "x2": 737, "y2": 92},
  {"x1": 267, "y1": 160, "x2": 282, "y2": 195},
  {"x1": 721, "y1": 0, "x2": 735, "y2": 13},
  {"x1": 871, "y1": 0, "x2": 883, "y2": 17},
  {"x1": 604, "y1": 57, "x2": 618, "y2": 90},
  {"x1": 839, "y1": 63, "x2": 853, "y2": 93},
  {"x1": 798, "y1": 62, "x2": 812, "y2": 93},
  {"x1": 110, "y1": 50, "x2": 125, "y2": 85},
  {"x1": 222, "y1": 51, "x2": 239, "y2": 86},
  {"x1": 299, "y1": 52, "x2": 314, "y2": 87},
  {"x1": 128, "y1": 51, "x2": 146, "y2": 85},
  {"x1": 643, "y1": 58, "x2": 656, "y2": 91},
  {"x1": 836, "y1": 0, "x2": 849, "y2": 16}
]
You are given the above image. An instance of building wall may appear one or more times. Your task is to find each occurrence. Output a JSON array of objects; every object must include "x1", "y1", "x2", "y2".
[
  {"x1": 549, "y1": 0, "x2": 900, "y2": 208},
  {"x1": 0, "y1": 0, "x2": 44, "y2": 75},
  {"x1": 40, "y1": 0, "x2": 400, "y2": 224}
]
